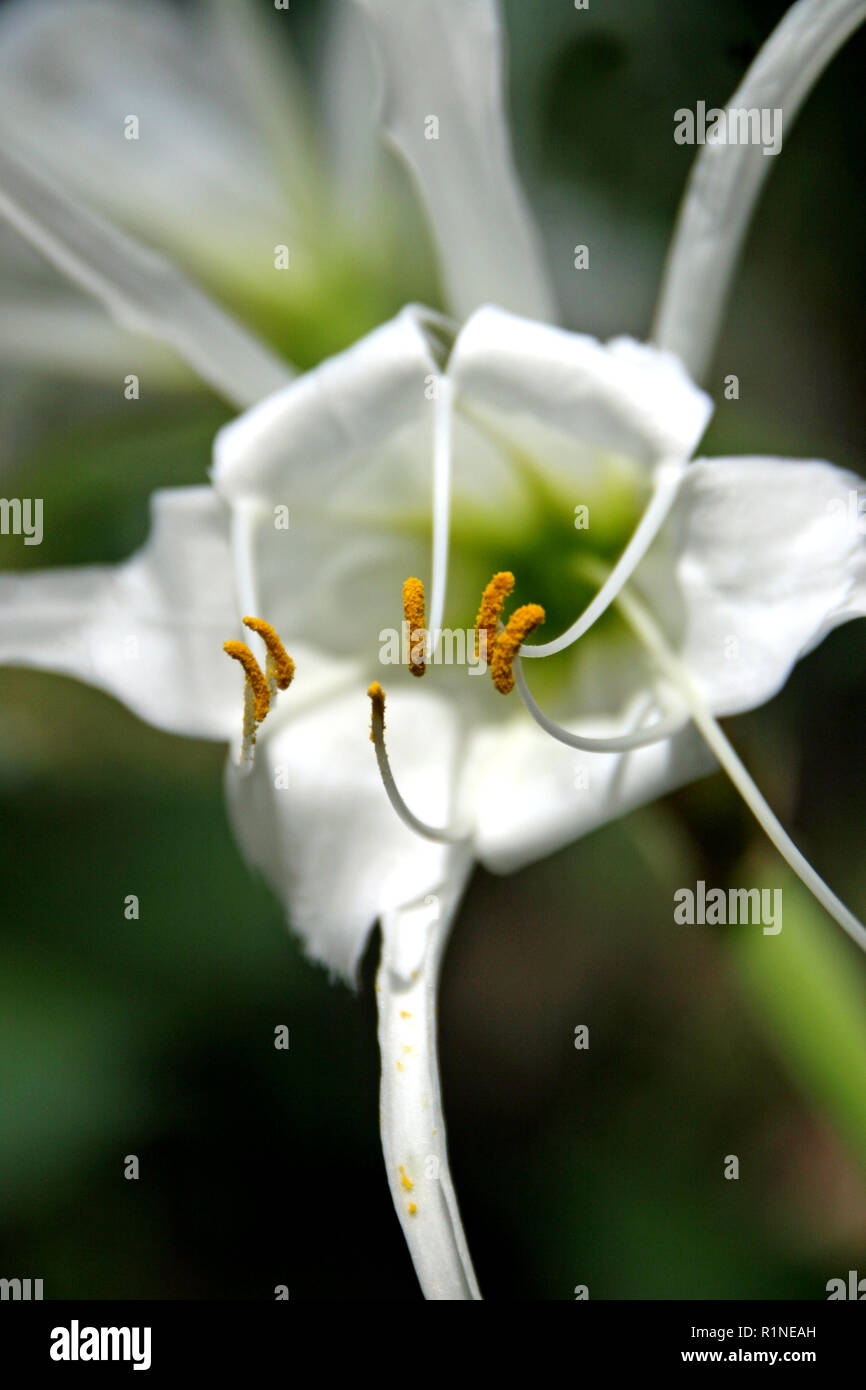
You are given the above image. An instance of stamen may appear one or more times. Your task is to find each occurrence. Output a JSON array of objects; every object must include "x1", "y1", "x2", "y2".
[
  {"x1": 491, "y1": 604, "x2": 545, "y2": 695},
  {"x1": 519, "y1": 459, "x2": 687, "y2": 659},
  {"x1": 402, "y1": 577, "x2": 427, "y2": 678},
  {"x1": 243, "y1": 615, "x2": 295, "y2": 693},
  {"x1": 224, "y1": 620, "x2": 295, "y2": 769},
  {"x1": 367, "y1": 682, "x2": 468, "y2": 844},
  {"x1": 223, "y1": 640, "x2": 270, "y2": 723},
  {"x1": 514, "y1": 656, "x2": 688, "y2": 750},
  {"x1": 474, "y1": 571, "x2": 514, "y2": 661}
]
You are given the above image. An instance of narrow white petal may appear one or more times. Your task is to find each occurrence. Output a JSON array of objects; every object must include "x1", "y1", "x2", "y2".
[
  {"x1": 319, "y1": 0, "x2": 384, "y2": 220},
  {"x1": 638, "y1": 457, "x2": 866, "y2": 717},
  {"x1": 350, "y1": 0, "x2": 556, "y2": 322},
  {"x1": 0, "y1": 487, "x2": 238, "y2": 738},
  {"x1": 653, "y1": 0, "x2": 866, "y2": 380},
  {"x1": 0, "y1": 299, "x2": 195, "y2": 384},
  {"x1": 0, "y1": 144, "x2": 292, "y2": 407},
  {"x1": 377, "y1": 861, "x2": 481, "y2": 1299},
  {"x1": 208, "y1": 0, "x2": 321, "y2": 221}
]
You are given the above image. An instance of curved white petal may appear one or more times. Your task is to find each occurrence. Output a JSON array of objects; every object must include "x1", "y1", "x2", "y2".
[
  {"x1": 213, "y1": 304, "x2": 446, "y2": 501},
  {"x1": 0, "y1": 487, "x2": 238, "y2": 738},
  {"x1": 214, "y1": 306, "x2": 455, "y2": 659},
  {"x1": 377, "y1": 862, "x2": 481, "y2": 1300},
  {"x1": 653, "y1": 0, "x2": 866, "y2": 380},
  {"x1": 350, "y1": 0, "x2": 556, "y2": 323},
  {"x1": 450, "y1": 307, "x2": 713, "y2": 471},
  {"x1": 223, "y1": 682, "x2": 466, "y2": 982},
  {"x1": 0, "y1": 144, "x2": 292, "y2": 407},
  {"x1": 639, "y1": 457, "x2": 866, "y2": 717}
]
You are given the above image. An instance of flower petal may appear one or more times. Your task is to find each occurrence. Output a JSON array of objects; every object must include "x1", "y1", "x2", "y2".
[
  {"x1": 639, "y1": 457, "x2": 866, "y2": 717},
  {"x1": 0, "y1": 487, "x2": 238, "y2": 738},
  {"x1": 213, "y1": 304, "x2": 445, "y2": 501},
  {"x1": 449, "y1": 307, "x2": 713, "y2": 472},
  {"x1": 0, "y1": 0, "x2": 305, "y2": 261},
  {"x1": 350, "y1": 0, "x2": 556, "y2": 322},
  {"x1": 213, "y1": 306, "x2": 454, "y2": 657},
  {"x1": 223, "y1": 682, "x2": 468, "y2": 982},
  {"x1": 654, "y1": 0, "x2": 866, "y2": 380},
  {"x1": 0, "y1": 143, "x2": 292, "y2": 407},
  {"x1": 468, "y1": 705, "x2": 713, "y2": 873},
  {"x1": 0, "y1": 298, "x2": 197, "y2": 384}
]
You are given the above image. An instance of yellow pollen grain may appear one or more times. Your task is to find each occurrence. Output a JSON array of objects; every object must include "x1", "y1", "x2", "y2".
[
  {"x1": 243, "y1": 616, "x2": 295, "y2": 690},
  {"x1": 400, "y1": 1011, "x2": 412, "y2": 1019},
  {"x1": 408, "y1": 1202, "x2": 417, "y2": 1216},
  {"x1": 491, "y1": 603, "x2": 546, "y2": 695},
  {"x1": 223, "y1": 640, "x2": 270, "y2": 722},
  {"x1": 474, "y1": 571, "x2": 515, "y2": 659},
  {"x1": 402, "y1": 576, "x2": 426, "y2": 678},
  {"x1": 399, "y1": 1166, "x2": 414, "y2": 1191}
]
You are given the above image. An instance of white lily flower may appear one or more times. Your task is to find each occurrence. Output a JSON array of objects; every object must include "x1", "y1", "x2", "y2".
[{"x1": 1, "y1": 0, "x2": 865, "y2": 1299}]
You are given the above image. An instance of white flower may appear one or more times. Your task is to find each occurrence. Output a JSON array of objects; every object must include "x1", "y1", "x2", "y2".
[{"x1": 0, "y1": 0, "x2": 864, "y2": 1298}]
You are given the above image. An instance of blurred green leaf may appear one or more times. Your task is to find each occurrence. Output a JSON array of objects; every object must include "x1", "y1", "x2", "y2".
[{"x1": 730, "y1": 852, "x2": 866, "y2": 1174}]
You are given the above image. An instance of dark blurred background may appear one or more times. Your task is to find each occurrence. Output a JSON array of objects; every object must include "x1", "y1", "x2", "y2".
[{"x1": 0, "y1": 0, "x2": 865, "y2": 1299}]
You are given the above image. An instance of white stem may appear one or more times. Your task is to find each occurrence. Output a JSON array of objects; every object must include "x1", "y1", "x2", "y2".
[
  {"x1": 653, "y1": 0, "x2": 866, "y2": 381},
  {"x1": 614, "y1": 583, "x2": 866, "y2": 956},
  {"x1": 377, "y1": 863, "x2": 482, "y2": 1300},
  {"x1": 520, "y1": 460, "x2": 686, "y2": 658}
]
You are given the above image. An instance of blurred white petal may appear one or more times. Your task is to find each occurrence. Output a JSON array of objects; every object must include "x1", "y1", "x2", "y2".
[
  {"x1": 0, "y1": 487, "x2": 238, "y2": 738},
  {"x1": 0, "y1": 144, "x2": 293, "y2": 407},
  {"x1": 318, "y1": 0, "x2": 383, "y2": 222},
  {"x1": 0, "y1": 299, "x2": 197, "y2": 385},
  {"x1": 351, "y1": 0, "x2": 556, "y2": 322},
  {"x1": 0, "y1": 0, "x2": 300, "y2": 259}
]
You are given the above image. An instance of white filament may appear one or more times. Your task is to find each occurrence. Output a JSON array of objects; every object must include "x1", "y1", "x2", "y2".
[
  {"x1": 514, "y1": 657, "x2": 688, "y2": 751},
  {"x1": 428, "y1": 377, "x2": 454, "y2": 658},
  {"x1": 613, "y1": 581, "x2": 866, "y2": 957},
  {"x1": 370, "y1": 697, "x2": 468, "y2": 845},
  {"x1": 519, "y1": 459, "x2": 687, "y2": 658}
]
